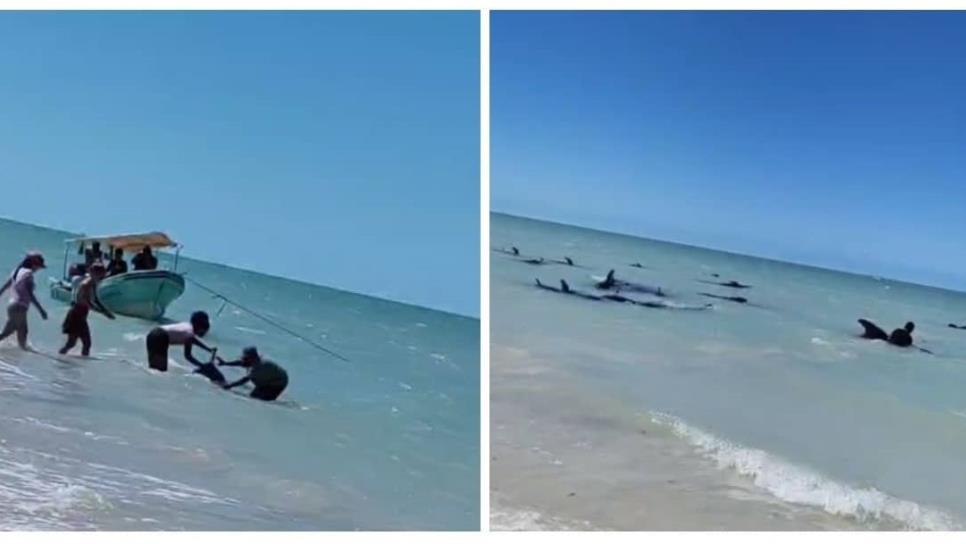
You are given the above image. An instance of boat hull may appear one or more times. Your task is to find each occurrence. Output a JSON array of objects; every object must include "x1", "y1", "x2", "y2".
[{"x1": 50, "y1": 271, "x2": 185, "y2": 321}]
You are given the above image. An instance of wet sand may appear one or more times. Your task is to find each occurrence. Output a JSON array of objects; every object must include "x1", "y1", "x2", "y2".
[{"x1": 490, "y1": 344, "x2": 880, "y2": 531}]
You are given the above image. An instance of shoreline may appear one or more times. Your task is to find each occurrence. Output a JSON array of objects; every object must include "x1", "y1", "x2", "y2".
[{"x1": 490, "y1": 343, "x2": 897, "y2": 531}]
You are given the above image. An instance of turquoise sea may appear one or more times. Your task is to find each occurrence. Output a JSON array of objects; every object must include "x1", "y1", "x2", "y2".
[
  {"x1": 491, "y1": 212, "x2": 966, "y2": 531},
  {"x1": 0, "y1": 218, "x2": 479, "y2": 530}
]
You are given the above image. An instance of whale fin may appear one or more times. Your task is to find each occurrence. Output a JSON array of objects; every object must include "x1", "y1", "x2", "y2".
[{"x1": 858, "y1": 318, "x2": 889, "y2": 341}]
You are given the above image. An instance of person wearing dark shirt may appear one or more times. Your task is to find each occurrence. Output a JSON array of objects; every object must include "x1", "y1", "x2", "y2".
[
  {"x1": 131, "y1": 246, "x2": 158, "y2": 271},
  {"x1": 219, "y1": 347, "x2": 289, "y2": 401},
  {"x1": 107, "y1": 248, "x2": 128, "y2": 277}
]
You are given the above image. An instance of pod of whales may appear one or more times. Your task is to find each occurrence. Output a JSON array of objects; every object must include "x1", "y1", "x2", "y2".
[{"x1": 501, "y1": 242, "x2": 957, "y2": 356}]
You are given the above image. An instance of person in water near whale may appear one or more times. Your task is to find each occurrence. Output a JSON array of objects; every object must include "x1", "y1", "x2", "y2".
[
  {"x1": 0, "y1": 252, "x2": 48, "y2": 350},
  {"x1": 145, "y1": 311, "x2": 214, "y2": 372},
  {"x1": 700, "y1": 292, "x2": 748, "y2": 304},
  {"x1": 857, "y1": 319, "x2": 930, "y2": 352},
  {"x1": 220, "y1": 347, "x2": 289, "y2": 401},
  {"x1": 59, "y1": 263, "x2": 115, "y2": 357}
]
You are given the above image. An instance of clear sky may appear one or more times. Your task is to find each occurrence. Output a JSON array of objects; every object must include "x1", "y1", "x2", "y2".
[
  {"x1": 493, "y1": 11, "x2": 966, "y2": 292},
  {"x1": 0, "y1": 11, "x2": 479, "y2": 317}
]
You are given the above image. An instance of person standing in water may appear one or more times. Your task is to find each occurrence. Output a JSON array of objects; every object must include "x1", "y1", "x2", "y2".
[
  {"x1": 59, "y1": 263, "x2": 115, "y2": 357},
  {"x1": 0, "y1": 252, "x2": 48, "y2": 349},
  {"x1": 145, "y1": 311, "x2": 214, "y2": 371},
  {"x1": 219, "y1": 346, "x2": 289, "y2": 401}
]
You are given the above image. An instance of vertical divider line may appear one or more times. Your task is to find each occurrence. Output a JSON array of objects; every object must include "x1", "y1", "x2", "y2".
[{"x1": 479, "y1": 6, "x2": 491, "y2": 533}]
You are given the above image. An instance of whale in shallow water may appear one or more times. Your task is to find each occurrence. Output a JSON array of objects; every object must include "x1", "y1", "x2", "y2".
[
  {"x1": 535, "y1": 278, "x2": 601, "y2": 300},
  {"x1": 536, "y1": 278, "x2": 708, "y2": 310},
  {"x1": 700, "y1": 292, "x2": 748, "y2": 304},
  {"x1": 603, "y1": 293, "x2": 711, "y2": 310},
  {"x1": 857, "y1": 318, "x2": 932, "y2": 354},
  {"x1": 592, "y1": 269, "x2": 666, "y2": 297},
  {"x1": 698, "y1": 279, "x2": 752, "y2": 289},
  {"x1": 493, "y1": 246, "x2": 520, "y2": 256}
]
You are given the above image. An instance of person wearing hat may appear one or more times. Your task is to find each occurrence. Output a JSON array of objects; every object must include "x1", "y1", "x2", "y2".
[
  {"x1": 145, "y1": 310, "x2": 214, "y2": 372},
  {"x1": 59, "y1": 262, "x2": 115, "y2": 357},
  {"x1": 218, "y1": 347, "x2": 289, "y2": 401},
  {"x1": 0, "y1": 252, "x2": 48, "y2": 349}
]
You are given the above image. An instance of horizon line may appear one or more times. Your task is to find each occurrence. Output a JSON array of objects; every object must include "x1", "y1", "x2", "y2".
[
  {"x1": 491, "y1": 209, "x2": 966, "y2": 298},
  {"x1": 0, "y1": 214, "x2": 478, "y2": 321}
]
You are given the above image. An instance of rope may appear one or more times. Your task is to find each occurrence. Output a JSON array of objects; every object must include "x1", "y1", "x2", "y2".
[{"x1": 183, "y1": 275, "x2": 350, "y2": 362}]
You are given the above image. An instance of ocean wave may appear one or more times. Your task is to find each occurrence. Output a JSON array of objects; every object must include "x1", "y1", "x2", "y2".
[
  {"x1": 650, "y1": 412, "x2": 963, "y2": 530},
  {"x1": 0, "y1": 453, "x2": 110, "y2": 530},
  {"x1": 490, "y1": 505, "x2": 593, "y2": 531}
]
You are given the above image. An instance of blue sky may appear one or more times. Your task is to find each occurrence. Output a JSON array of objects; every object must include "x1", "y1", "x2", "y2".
[
  {"x1": 493, "y1": 11, "x2": 966, "y2": 291},
  {"x1": 0, "y1": 11, "x2": 479, "y2": 317}
]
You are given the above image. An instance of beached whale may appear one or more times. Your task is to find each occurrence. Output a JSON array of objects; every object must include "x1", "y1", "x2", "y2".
[{"x1": 592, "y1": 269, "x2": 666, "y2": 297}]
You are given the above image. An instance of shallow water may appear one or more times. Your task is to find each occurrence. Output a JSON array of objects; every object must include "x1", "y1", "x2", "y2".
[
  {"x1": 0, "y1": 218, "x2": 479, "y2": 530},
  {"x1": 490, "y1": 212, "x2": 966, "y2": 530}
]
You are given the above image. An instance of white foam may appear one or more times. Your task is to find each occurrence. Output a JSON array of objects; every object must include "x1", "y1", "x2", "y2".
[
  {"x1": 234, "y1": 326, "x2": 267, "y2": 335},
  {"x1": 650, "y1": 412, "x2": 963, "y2": 530},
  {"x1": 490, "y1": 504, "x2": 593, "y2": 531}
]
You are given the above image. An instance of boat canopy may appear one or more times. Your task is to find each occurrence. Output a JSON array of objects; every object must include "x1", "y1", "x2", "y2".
[{"x1": 65, "y1": 232, "x2": 178, "y2": 252}]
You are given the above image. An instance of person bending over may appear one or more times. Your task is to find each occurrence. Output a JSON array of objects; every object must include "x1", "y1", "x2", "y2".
[
  {"x1": 219, "y1": 347, "x2": 289, "y2": 401},
  {"x1": 145, "y1": 311, "x2": 213, "y2": 371}
]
